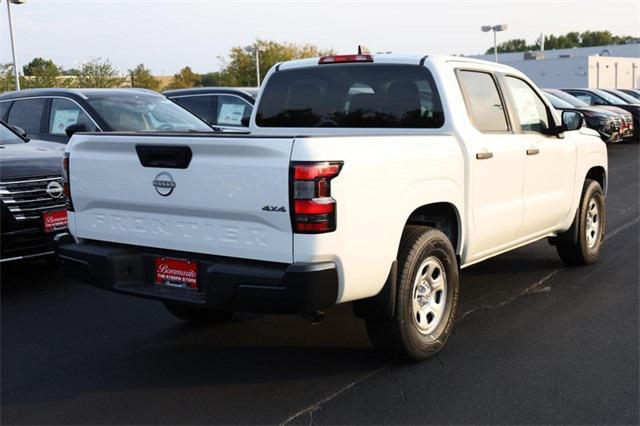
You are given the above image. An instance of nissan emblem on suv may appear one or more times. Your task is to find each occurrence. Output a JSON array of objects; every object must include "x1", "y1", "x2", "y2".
[
  {"x1": 45, "y1": 181, "x2": 64, "y2": 199},
  {"x1": 153, "y1": 172, "x2": 176, "y2": 196}
]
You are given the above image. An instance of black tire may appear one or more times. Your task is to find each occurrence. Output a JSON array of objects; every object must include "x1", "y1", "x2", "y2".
[
  {"x1": 365, "y1": 225, "x2": 459, "y2": 361},
  {"x1": 163, "y1": 302, "x2": 231, "y2": 325},
  {"x1": 556, "y1": 179, "x2": 606, "y2": 265}
]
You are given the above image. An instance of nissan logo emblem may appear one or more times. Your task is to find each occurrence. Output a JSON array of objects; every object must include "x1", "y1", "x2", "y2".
[
  {"x1": 45, "y1": 181, "x2": 64, "y2": 199},
  {"x1": 153, "y1": 172, "x2": 176, "y2": 196}
]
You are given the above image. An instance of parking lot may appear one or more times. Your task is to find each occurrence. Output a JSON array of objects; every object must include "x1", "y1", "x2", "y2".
[{"x1": 1, "y1": 142, "x2": 638, "y2": 425}]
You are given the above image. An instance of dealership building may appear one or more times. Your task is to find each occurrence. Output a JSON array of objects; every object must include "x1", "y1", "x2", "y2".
[{"x1": 472, "y1": 43, "x2": 640, "y2": 89}]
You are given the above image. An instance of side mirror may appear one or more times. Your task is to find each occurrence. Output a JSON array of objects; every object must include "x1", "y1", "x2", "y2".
[
  {"x1": 65, "y1": 123, "x2": 89, "y2": 138},
  {"x1": 561, "y1": 110, "x2": 584, "y2": 132},
  {"x1": 11, "y1": 126, "x2": 29, "y2": 140}
]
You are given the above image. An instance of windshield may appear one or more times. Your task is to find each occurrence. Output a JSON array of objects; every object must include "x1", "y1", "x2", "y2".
[
  {"x1": 545, "y1": 92, "x2": 574, "y2": 109},
  {"x1": 605, "y1": 90, "x2": 640, "y2": 104},
  {"x1": 88, "y1": 95, "x2": 213, "y2": 132},
  {"x1": 592, "y1": 89, "x2": 629, "y2": 104},
  {"x1": 256, "y1": 64, "x2": 444, "y2": 128},
  {"x1": 546, "y1": 90, "x2": 589, "y2": 107},
  {"x1": 0, "y1": 122, "x2": 25, "y2": 144}
]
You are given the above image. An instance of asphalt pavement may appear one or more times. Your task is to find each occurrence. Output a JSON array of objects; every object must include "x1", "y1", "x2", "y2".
[{"x1": 2, "y1": 143, "x2": 638, "y2": 425}]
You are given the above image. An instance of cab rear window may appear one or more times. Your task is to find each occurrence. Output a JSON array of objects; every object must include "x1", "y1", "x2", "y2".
[{"x1": 256, "y1": 64, "x2": 444, "y2": 128}]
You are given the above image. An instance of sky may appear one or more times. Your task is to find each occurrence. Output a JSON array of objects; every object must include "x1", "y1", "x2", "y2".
[{"x1": 1, "y1": 0, "x2": 638, "y2": 76}]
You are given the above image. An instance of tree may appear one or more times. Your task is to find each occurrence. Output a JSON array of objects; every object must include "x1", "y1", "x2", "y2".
[
  {"x1": 165, "y1": 66, "x2": 201, "y2": 89},
  {"x1": 75, "y1": 58, "x2": 126, "y2": 88},
  {"x1": 21, "y1": 57, "x2": 65, "y2": 88},
  {"x1": 0, "y1": 63, "x2": 16, "y2": 92},
  {"x1": 484, "y1": 30, "x2": 636, "y2": 54},
  {"x1": 200, "y1": 71, "x2": 224, "y2": 86},
  {"x1": 219, "y1": 40, "x2": 334, "y2": 87},
  {"x1": 128, "y1": 63, "x2": 160, "y2": 90}
]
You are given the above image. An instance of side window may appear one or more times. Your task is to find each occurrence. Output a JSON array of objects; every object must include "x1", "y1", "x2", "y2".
[
  {"x1": 6, "y1": 98, "x2": 46, "y2": 136},
  {"x1": 216, "y1": 95, "x2": 252, "y2": 127},
  {"x1": 567, "y1": 91, "x2": 598, "y2": 105},
  {"x1": 504, "y1": 77, "x2": 549, "y2": 134},
  {"x1": 0, "y1": 101, "x2": 12, "y2": 121},
  {"x1": 173, "y1": 96, "x2": 215, "y2": 124},
  {"x1": 457, "y1": 70, "x2": 509, "y2": 132},
  {"x1": 48, "y1": 98, "x2": 97, "y2": 135}
]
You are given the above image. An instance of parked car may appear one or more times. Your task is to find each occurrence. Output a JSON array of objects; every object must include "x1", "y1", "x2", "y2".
[
  {"x1": 601, "y1": 88, "x2": 640, "y2": 105},
  {"x1": 163, "y1": 87, "x2": 258, "y2": 131},
  {"x1": 561, "y1": 88, "x2": 640, "y2": 142},
  {"x1": 543, "y1": 90, "x2": 625, "y2": 143},
  {"x1": 0, "y1": 88, "x2": 215, "y2": 143},
  {"x1": 57, "y1": 53, "x2": 607, "y2": 361},
  {"x1": 0, "y1": 120, "x2": 67, "y2": 263},
  {"x1": 620, "y1": 89, "x2": 640, "y2": 101}
]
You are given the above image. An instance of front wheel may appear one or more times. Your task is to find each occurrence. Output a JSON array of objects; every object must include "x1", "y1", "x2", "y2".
[
  {"x1": 365, "y1": 226, "x2": 459, "y2": 361},
  {"x1": 555, "y1": 179, "x2": 606, "y2": 265}
]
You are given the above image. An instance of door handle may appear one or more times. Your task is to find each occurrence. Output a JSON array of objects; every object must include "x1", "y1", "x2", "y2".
[
  {"x1": 476, "y1": 152, "x2": 493, "y2": 160},
  {"x1": 526, "y1": 148, "x2": 540, "y2": 156}
]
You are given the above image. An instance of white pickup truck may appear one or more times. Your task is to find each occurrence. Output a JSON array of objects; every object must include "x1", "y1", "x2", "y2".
[{"x1": 57, "y1": 53, "x2": 607, "y2": 361}]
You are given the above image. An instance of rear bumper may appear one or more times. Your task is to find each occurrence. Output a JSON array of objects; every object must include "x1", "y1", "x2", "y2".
[{"x1": 55, "y1": 236, "x2": 338, "y2": 314}]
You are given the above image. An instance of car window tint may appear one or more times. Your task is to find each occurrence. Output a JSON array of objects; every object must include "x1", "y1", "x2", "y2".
[
  {"x1": 217, "y1": 95, "x2": 252, "y2": 127},
  {"x1": 457, "y1": 70, "x2": 509, "y2": 132},
  {"x1": 0, "y1": 101, "x2": 12, "y2": 121},
  {"x1": 173, "y1": 96, "x2": 215, "y2": 124},
  {"x1": 48, "y1": 98, "x2": 97, "y2": 135},
  {"x1": 505, "y1": 76, "x2": 549, "y2": 134},
  {"x1": 256, "y1": 64, "x2": 444, "y2": 128},
  {"x1": 6, "y1": 98, "x2": 46, "y2": 135}
]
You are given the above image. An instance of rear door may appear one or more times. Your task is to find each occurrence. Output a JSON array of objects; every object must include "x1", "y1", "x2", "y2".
[
  {"x1": 457, "y1": 69, "x2": 526, "y2": 260},
  {"x1": 69, "y1": 134, "x2": 295, "y2": 263}
]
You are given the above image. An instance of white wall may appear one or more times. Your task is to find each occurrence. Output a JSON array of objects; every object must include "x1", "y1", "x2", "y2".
[
  {"x1": 507, "y1": 57, "x2": 589, "y2": 88},
  {"x1": 472, "y1": 43, "x2": 640, "y2": 63}
]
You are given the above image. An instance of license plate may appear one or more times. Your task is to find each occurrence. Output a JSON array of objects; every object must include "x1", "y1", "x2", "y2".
[
  {"x1": 43, "y1": 210, "x2": 68, "y2": 233},
  {"x1": 154, "y1": 257, "x2": 198, "y2": 290}
]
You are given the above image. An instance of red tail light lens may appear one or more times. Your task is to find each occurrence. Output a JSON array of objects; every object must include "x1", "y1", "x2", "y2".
[
  {"x1": 291, "y1": 161, "x2": 343, "y2": 234},
  {"x1": 62, "y1": 153, "x2": 74, "y2": 212}
]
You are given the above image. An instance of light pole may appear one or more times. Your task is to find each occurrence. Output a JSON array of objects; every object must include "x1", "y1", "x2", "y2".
[
  {"x1": 255, "y1": 43, "x2": 266, "y2": 87},
  {"x1": 481, "y1": 24, "x2": 508, "y2": 63},
  {"x1": 4, "y1": 0, "x2": 26, "y2": 91}
]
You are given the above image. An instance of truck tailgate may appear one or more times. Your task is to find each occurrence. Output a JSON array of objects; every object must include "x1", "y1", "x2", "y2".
[{"x1": 68, "y1": 134, "x2": 294, "y2": 263}]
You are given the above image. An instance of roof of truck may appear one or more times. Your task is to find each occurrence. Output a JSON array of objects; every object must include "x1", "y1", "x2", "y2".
[{"x1": 275, "y1": 53, "x2": 515, "y2": 72}]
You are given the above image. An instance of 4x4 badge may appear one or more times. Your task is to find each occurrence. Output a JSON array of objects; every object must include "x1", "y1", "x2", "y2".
[{"x1": 262, "y1": 205, "x2": 286, "y2": 213}]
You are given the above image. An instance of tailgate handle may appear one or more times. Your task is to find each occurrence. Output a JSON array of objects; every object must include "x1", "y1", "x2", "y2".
[{"x1": 135, "y1": 145, "x2": 192, "y2": 169}]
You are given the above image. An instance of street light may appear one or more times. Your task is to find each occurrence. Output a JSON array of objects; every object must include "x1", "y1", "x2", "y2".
[
  {"x1": 481, "y1": 24, "x2": 508, "y2": 63},
  {"x1": 245, "y1": 42, "x2": 266, "y2": 87},
  {"x1": 4, "y1": 0, "x2": 26, "y2": 91}
]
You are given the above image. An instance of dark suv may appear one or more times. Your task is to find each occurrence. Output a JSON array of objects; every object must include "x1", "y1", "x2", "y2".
[
  {"x1": 0, "y1": 88, "x2": 214, "y2": 143},
  {"x1": 163, "y1": 87, "x2": 257, "y2": 131},
  {"x1": 0, "y1": 120, "x2": 67, "y2": 263}
]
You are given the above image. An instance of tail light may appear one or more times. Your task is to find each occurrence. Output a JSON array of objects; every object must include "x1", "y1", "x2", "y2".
[
  {"x1": 62, "y1": 152, "x2": 74, "y2": 211},
  {"x1": 318, "y1": 54, "x2": 373, "y2": 64},
  {"x1": 291, "y1": 161, "x2": 343, "y2": 233}
]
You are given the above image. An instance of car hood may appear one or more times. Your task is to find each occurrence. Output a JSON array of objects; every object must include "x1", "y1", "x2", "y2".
[{"x1": 0, "y1": 141, "x2": 64, "y2": 181}]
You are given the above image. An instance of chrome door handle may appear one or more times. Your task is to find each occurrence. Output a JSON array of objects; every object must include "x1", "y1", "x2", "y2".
[
  {"x1": 526, "y1": 148, "x2": 540, "y2": 156},
  {"x1": 476, "y1": 152, "x2": 493, "y2": 160}
]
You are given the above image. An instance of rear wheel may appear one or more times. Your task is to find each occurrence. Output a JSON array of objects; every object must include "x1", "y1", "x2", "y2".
[
  {"x1": 555, "y1": 179, "x2": 606, "y2": 265},
  {"x1": 163, "y1": 302, "x2": 231, "y2": 325},
  {"x1": 365, "y1": 226, "x2": 459, "y2": 361}
]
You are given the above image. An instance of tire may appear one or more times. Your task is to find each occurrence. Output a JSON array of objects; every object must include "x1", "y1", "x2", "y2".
[
  {"x1": 556, "y1": 179, "x2": 606, "y2": 265},
  {"x1": 163, "y1": 302, "x2": 231, "y2": 325},
  {"x1": 365, "y1": 225, "x2": 459, "y2": 361}
]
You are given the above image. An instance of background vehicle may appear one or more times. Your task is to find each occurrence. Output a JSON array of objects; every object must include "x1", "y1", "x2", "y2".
[
  {"x1": 621, "y1": 89, "x2": 640, "y2": 101},
  {"x1": 164, "y1": 87, "x2": 257, "y2": 131},
  {"x1": 0, "y1": 120, "x2": 67, "y2": 263},
  {"x1": 601, "y1": 88, "x2": 640, "y2": 105},
  {"x1": 544, "y1": 89, "x2": 625, "y2": 143},
  {"x1": 57, "y1": 54, "x2": 607, "y2": 361},
  {"x1": 0, "y1": 89, "x2": 214, "y2": 143},
  {"x1": 562, "y1": 88, "x2": 639, "y2": 142}
]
